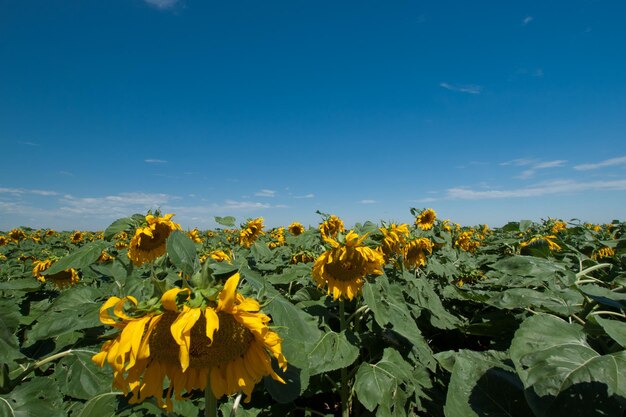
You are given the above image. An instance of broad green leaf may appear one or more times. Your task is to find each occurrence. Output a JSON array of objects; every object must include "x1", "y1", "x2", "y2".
[
  {"x1": 0, "y1": 279, "x2": 41, "y2": 291},
  {"x1": 264, "y1": 362, "x2": 309, "y2": 403},
  {"x1": 353, "y1": 348, "x2": 414, "y2": 412},
  {"x1": 308, "y1": 331, "x2": 359, "y2": 375},
  {"x1": 55, "y1": 351, "x2": 113, "y2": 400},
  {"x1": 104, "y1": 215, "x2": 142, "y2": 241},
  {"x1": 76, "y1": 391, "x2": 120, "y2": 417},
  {"x1": 406, "y1": 276, "x2": 461, "y2": 330},
  {"x1": 439, "y1": 350, "x2": 532, "y2": 417},
  {"x1": 490, "y1": 255, "x2": 565, "y2": 277},
  {"x1": 0, "y1": 377, "x2": 65, "y2": 417},
  {"x1": 166, "y1": 230, "x2": 197, "y2": 277},
  {"x1": 595, "y1": 317, "x2": 626, "y2": 347},
  {"x1": 510, "y1": 314, "x2": 626, "y2": 417},
  {"x1": 215, "y1": 216, "x2": 236, "y2": 227},
  {"x1": 44, "y1": 241, "x2": 108, "y2": 275}
]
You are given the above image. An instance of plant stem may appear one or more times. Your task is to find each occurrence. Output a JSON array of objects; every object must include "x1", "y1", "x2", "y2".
[
  {"x1": 339, "y1": 300, "x2": 350, "y2": 417},
  {"x1": 205, "y1": 372, "x2": 217, "y2": 417}
]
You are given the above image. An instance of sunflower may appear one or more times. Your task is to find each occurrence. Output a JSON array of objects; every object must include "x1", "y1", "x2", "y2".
[
  {"x1": 288, "y1": 222, "x2": 305, "y2": 236},
  {"x1": 187, "y1": 228, "x2": 204, "y2": 244},
  {"x1": 403, "y1": 238, "x2": 433, "y2": 269},
  {"x1": 69, "y1": 231, "x2": 84, "y2": 244},
  {"x1": 312, "y1": 231, "x2": 384, "y2": 301},
  {"x1": 319, "y1": 215, "x2": 345, "y2": 242},
  {"x1": 97, "y1": 250, "x2": 114, "y2": 263},
  {"x1": 378, "y1": 223, "x2": 410, "y2": 261},
  {"x1": 550, "y1": 220, "x2": 567, "y2": 234},
  {"x1": 239, "y1": 218, "x2": 265, "y2": 248},
  {"x1": 0, "y1": 236, "x2": 9, "y2": 246},
  {"x1": 268, "y1": 227, "x2": 285, "y2": 249},
  {"x1": 92, "y1": 273, "x2": 287, "y2": 410},
  {"x1": 520, "y1": 235, "x2": 561, "y2": 252},
  {"x1": 32, "y1": 259, "x2": 79, "y2": 289},
  {"x1": 291, "y1": 252, "x2": 316, "y2": 264},
  {"x1": 9, "y1": 229, "x2": 26, "y2": 242},
  {"x1": 45, "y1": 229, "x2": 57, "y2": 236},
  {"x1": 209, "y1": 249, "x2": 232, "y2": 263},
  {"x1": 441, "y1": 220, "x2": 452, "y2": 233},
  {"x1": 128, "y1": 214, "x2": 182, "y2": 267},
  {"x1": 415, "y1": 209, "x2": 437, "y2": 231},
  {"x1": 455, "y1": 231, "x2": 480, "y2": 253},
  {"x1": 592, "y1": 246, "x2": 615, "y2": 260}
]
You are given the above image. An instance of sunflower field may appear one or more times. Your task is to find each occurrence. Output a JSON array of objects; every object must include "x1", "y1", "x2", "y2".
[{"x1": 0, "y1": 210, "x2": 625, "y2": 417}]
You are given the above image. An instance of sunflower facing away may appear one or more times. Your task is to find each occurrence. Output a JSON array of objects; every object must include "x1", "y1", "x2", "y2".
[
  {"x1": 312, "y1": 231, "x2": 384, "y2": 301},
  {"x1": 32, "y1": 259, "x2": 79, "y2": 289},
  {"x1": 128, "y1": 214, "x2": 182, "y2": 266},
  {"x1": 92, "y1": 273, "x2": 287, "y2": 410},
  {"x1": 378, "y1": 223, "x2": 410, "y2": 261},
  {"x1": 415, "y1": 208, "x2": 437, "y2": 231},
  {"x1": 520, "y1": 235, "x2": 561, "y2": 252}
]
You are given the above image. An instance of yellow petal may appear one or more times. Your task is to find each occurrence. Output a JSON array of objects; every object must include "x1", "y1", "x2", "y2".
[
  {"x1": 161, "y1": 287, "x2": 190, "y2": 312},
  {"x1": 113, "y1": 296, "x2": 138, "y2": 321},
  {"x1": 170, "y1": 307, "x2": 201, "y2": 372},
  {"x1": 217, "y1": 273, "x2": 240, "y2": 312},
  {"x1": 99, "y1": 296, "x2": 122, "y2": 326},
  {"x1": 204, "y1": 308, "x2": 219, "y2": 342}
]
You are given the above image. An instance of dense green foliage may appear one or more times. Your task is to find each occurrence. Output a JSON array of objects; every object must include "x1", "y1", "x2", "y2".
[{"x1": 1, "y1": 214, "x2": 625, "y2": 416}]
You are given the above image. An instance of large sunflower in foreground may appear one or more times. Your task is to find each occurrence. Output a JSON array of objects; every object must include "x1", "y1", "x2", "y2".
[
  {"x1": 312, "y1": 231, "x2": 384, "y2": 301},
  {"x1": 92, "y1": 273, "x2": 286, "y2": 410},
  {"x1": 128, "y1": 214, "x2": 182, "y2": 266},
  {"x1": 239, "y1": 218, "x2": 265, "y2": 248},
  {"x1": 415, "y1": 208, "x2": 437, "y2": 231},
  {"x1": 32, "y1": 259, "x2": 80, "y2": 289}
]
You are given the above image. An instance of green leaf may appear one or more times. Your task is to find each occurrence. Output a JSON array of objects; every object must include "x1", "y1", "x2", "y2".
[
  {"x1": 308, "y1": 331, "x2": 359, "y2": 375},
  {"x1": 353, "y1": 348, "x2": 414, "y2": 412},
  {"x1": 0, "y1": 377, "x2": 65, "y2": 417},
  {"x1": 264, "y1": 362, "x2": 308, "y2": 404},
  {"x1": 55, "y1": 351, "x2": 113, "y2": 400},
  {"x1": 406, "y1": 276, "x2": 461, "y2": 330},
  {"x1": 490, "y1": 255, "x2": 565, "y2": 277},
  {"x1": 0, "y1": 279, "x2": 41, "y2": 291},
  {"x1": 595, "y1": 317, "x2": 626, "y2": 347},
  {"x1": 215, "y1": 216, "x2": 236, "y2": 227},
  {"x1": 440, "y1": 350, "x2": 532, "y2": 417},
  {"x1": 76, "y1": 391, "x2": 120, "y2": 417},
  {"x1": 104, "y1": 215, "x2": 142, "y2": 241},
  {"x1": 510, "y1": 314, "x2": 626, "y2": 417},
  {"x1": 44, "y1": 241, "x2": 108, "y2": 275},
  {"x1": 166, "y1": 230, "x2": 197, "y2": 277}
]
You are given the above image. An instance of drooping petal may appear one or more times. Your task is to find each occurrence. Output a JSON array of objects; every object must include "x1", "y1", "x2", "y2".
[
  {"x1": 217, "y1": 273, "x2": 241, "y2": 312},
  {"x1": 170, "y1": 307, "x2": 202, "y2": 371},
  {"x1": 204, "y1": 307, "x2": 219, "y2": 342},
  {"x1": 161, "y1": 287, "x2": 190, "y2": 312}
]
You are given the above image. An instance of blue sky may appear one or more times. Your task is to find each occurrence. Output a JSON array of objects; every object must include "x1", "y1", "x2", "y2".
[{"x1": 1, "y1": 0, "x2": 625, "y2": 230}]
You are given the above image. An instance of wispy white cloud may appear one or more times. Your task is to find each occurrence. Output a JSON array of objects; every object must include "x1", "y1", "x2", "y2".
[
  {"x1": 294, "y1": 193, "x2": 315, "y2": 199},
  {"x1": 447, "y1": 179, "x2": 626, "y2": 200},
  {"x1": 144, "y1": 0, "x2": 180, "y2": 9},
  {"x1": 145, "y1": 159, "x2": 168, "y2": 164},
  {"x1": 59, "y1": 192, "x2": 175, "y2": 216},
  {"x1": 17, "y1": 141, "x2": 39, "y2": 146},
  {"x1": 0, "y1": 187, "x2": 59, "y2": 196},
  {"x1": 439, "y1": 82, "x2": 482, "y2": 95},
  {"x1": 516, "y1": 160, "x2": 567, "y2": 179},
  {"x1": 574, "y1": 156, "x2": 626, "y2": 171},
  {"x1": 254, "y1": 189, "x2": 276, "y2": 198},
  {"x1": 522, "y1": 16, "x2": 534, "y2": 26},
  {"x1": 499, "y1": 158, "x2": 535, "y2": 167},
  {"x1": 359, "y1": 199, "x2": 378, "y2": 204}
]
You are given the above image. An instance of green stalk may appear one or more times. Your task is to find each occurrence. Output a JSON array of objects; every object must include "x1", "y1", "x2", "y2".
[
  {"x1": 339, "y1": 300, "x2": 350, "y2": 417},
  {"x1": 205, "y1": 373, "x2": 217, "y2": 417}
]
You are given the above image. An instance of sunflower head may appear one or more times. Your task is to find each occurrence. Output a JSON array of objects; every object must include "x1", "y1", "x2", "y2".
[
  {"x1": 520, "y1": 235, "x2": 561, "y2": 252},
  {"x1": 403, "y1": 237, "x2": 433, "y2": 269},
  {"x1": 592, "y1": 246, "x2": 615, "y2": 260},
  {"x1": 379, "y1": 223, "x2": 410, "y2": 260},
  {"x1": 70, "y1": 231, "x2": 84, "y2": 244},
  {"x1": 128, "y1": 213, "x2": 182, "y2": 267},
  {"x1": 93, "y1": 273, "x2": 286, "y2": 410},
  {"x1": 209, "y1": 249, "x2": 232, "y2": 263},
  {"x1": 32, "y1": 259, "x2": 79, "y2": 289},
  {"x1": 0, "y1": 236, "x2": 9, "y2": 246},
  {"x1": 415, "y1": 208, "x2": 437, "y2": 231},
  {"x1": 288, "y1": 222, "x2": 305, "y2": 236},
  {"x1": 319, "y1": 215, "x2": 345, "y2": 242},
  {"x1": 455, "y1": 231, "x2": 481, "y2": 253},
  {"x1": 9, "y1": 229, "x2": 27, "y2": 242},
  {"x1": 239, "y1": 218, "x2": 265, "y2": 248},
  {"x1": 268, "y1": 227, "x2": 286, "y2": 249},
  {"x1": 187, "y1": 228, "x2": 204, "y2": 243},
  {"x1": 312, "y1": 231, "x2": 384, "y2": 301}
]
